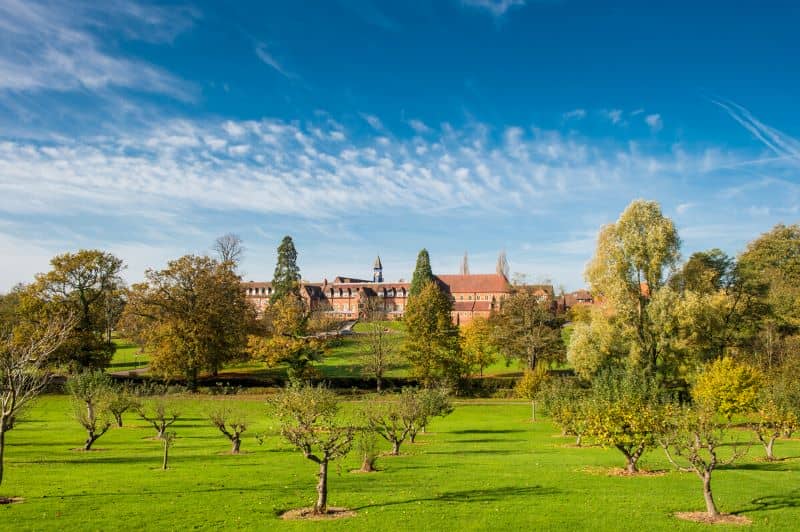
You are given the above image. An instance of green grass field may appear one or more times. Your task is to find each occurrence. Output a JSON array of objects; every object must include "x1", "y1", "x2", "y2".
[
  {"x1": 3, "y1": 394, "x2": 799, "y2": 530},
  {"x1": 108, "y1": 339, "x2": 148, "y2": 372}
]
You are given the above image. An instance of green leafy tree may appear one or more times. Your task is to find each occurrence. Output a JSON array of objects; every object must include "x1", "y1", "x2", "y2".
[
  {"x1": 270, "y1": 383, "x2": 355, "y2": 515},
  {"x1": 585, "y1": 200, "x2": 680, "y2": 373},
  {"x1": 540, "y1": 378, "x2": 589, "y2": 446},
  {"x1": 107, "y1": 383, "x2": 139, "y2": 427},
  {"x1": 492, "y1": 288, "x2": 565, "y2": 370},
  {"x1": 402, "y1": 281, "x2": 463, "y2": 386},
  {"x1": 270, "y1": 236, "x2": 302, "y2": 304},
  {"x1": 584, "y1": 368, "x2": 666, "y2": 473},
  {"x1": 409, "y1": 249, "x2": 434, "y2": 297},
  {"x1": 120, "y1": 255, "x2": 252, "y2": 389},
  {"x1": 67, "y1": 371, "x2": 114, "y2": 451}
]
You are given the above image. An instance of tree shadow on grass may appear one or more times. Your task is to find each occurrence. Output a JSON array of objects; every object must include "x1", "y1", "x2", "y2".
[
  {"x1": 452, "y1": 438, "x2": 524, "y2": 444},
  {"x1": 719, "y1": 461, "x2": 798, "y2": 472},
  {"x1": 449, "y1": 429, "x2": 526, "y2": 435},
  {"x1": 424, "y1": 449, "x2": 531, "y2": 456},
  {"x1": 734, "y1": 489, "x2": 800, "y2": 515},
  {"x1": 353, "y1": 485, "x2": 559, "y2": 511}
]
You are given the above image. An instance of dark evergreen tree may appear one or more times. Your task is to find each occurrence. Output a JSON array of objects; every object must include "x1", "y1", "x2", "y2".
[
  {"x1": 409, "y1": 248, "x2": 434, "y2": 297},
  {"x1": 271, "y1": 236, "x2": 302, "y2": 304}
]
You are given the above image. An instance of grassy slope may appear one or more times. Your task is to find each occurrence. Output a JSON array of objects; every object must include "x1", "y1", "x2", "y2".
[
  {"x1": 107, "y1": 339, "x2": 148, "y2": 372},
  {"x1": 3, "y1": 395, "x2": 799, "y2": 530}
]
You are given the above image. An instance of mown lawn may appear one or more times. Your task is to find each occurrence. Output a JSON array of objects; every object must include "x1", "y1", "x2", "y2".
[
  {"x1": 107, "y1": 339, "x2": 148, "y2": 372},
  {"x1": 2, "y1": 394, "x2": 799, "y2": 530}
]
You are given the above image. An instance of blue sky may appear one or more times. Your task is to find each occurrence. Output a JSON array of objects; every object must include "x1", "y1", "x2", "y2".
[{"x1": 1, "y1": 0, "x2": 798, "y2": 291}]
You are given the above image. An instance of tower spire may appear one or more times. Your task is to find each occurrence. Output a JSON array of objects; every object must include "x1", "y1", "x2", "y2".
[
  {"x1": 460, "y1": 251, "x2": 470, "y2": 275},
  {"x1": 373, "y1": 254, "x2": 383, "y2": 282}
]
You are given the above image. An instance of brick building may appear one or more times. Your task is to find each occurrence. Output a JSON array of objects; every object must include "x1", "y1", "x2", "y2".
[{"x1": 242, "y1": 256, "x2": 535, "y2": 325}]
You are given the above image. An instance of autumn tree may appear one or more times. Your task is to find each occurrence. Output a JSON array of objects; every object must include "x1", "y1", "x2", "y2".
[
  {"x1": 567, "y1": 307, "x2": 632, "y2": 380},
  {"x1": 67, "y1": 370, "x2": 114, "y2": 451},
  {"x1": 364, "y1": 395, "x2": 413, "y2": 456},
  {"x1": 409, "y1": 248, "x2": 434, "y2": 297},
  {"x1": 514, "y1": 363, "x2": 549, "y2": 421},
  {"x1": 584, "y1": 368, "x2": 666, "y2": 473},
  {"x1": 18, "y1": 250, "x2": 125, "y2": 369},
  {"x1": 270, "y1": 383, "x2": 355, "y2": 515},
  {"x1": 208, "y1": 405, "x2": 248, "y2": 454},
  {"x1": 584, "y1": 200, "x2": 680, "y2": 373},
  {"x1": 213, "y1": 233, "x2": 245, "y2": 268},
  {"x1": 460, "y1": 316, "x2": 499, "y2": 377},
  {"x1": 692, "y1": 357, "x2": 762, "y2": 422},
  {"x1": 354, "y1": 429, "x2": 380, "y2": 472},
  {"x1": 121, "y1": 255, "x2": 252, "y2": 389},
  {"x1": 402, "y1": 281, "x2": 463, "y2": 386},
  {"x1": 0, "y1": 314, "x2": 72, "y2": 493},
  {"x1": 492, "y1": 288, "x2": 564, "y2": 370}
]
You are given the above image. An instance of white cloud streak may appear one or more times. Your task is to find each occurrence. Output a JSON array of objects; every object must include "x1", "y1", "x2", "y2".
[
  {"x1": 461, "y1": 0, "x2": 527, "y2": 17},
  {"x1": 0, "y1": 0, "x2": 197, "y2": 99}
]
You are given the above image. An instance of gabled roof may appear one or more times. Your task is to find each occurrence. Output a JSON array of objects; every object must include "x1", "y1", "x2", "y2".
[{"x1": 436, "y1": 273, "x2": 511, "y2": 294}]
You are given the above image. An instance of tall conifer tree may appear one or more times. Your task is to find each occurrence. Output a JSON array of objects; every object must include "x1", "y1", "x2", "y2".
[
  {"x1": 271, "y1": 236, "x2": 302, "y2": 303},
  {"x1": 410, "y1": 249, "x2": 434, "y2": 297}
]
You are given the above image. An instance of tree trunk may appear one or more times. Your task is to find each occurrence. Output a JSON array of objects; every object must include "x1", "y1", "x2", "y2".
[
  {"x1": 391, "y1": 440, "x2": 400, "y2": 455},
  {"x1": 410, "y1": 431, "x2": 417, "y2": 444},
  {"x1": 361, "y1": 453, "x2": 375, "y2": 472},
  {"x1": 162, "y1": 440, "x2": 169, "y2": 470},
  {"x1": 575, "y1": 433, "x2": 582, "y2": 447},
  {"x1": 764, "y1": 437, "x2": 776, "y2": 461},
  {"x1": 314, "y1": 460, "x2": 328, "y2": 514},
  {"x1": 702, "y1": 472, "x2": 719, "y2": 517},
  {"x1": 376, "y1": 376, "x2": 382, "y2": 393},
  {"x1": 624, "y1": 452, "x2": 638, "y2": 473},
  {"x1": 114, "y1": 413, "x2": 124, "y2": 428},
  {"x1": 531, "y1": 401, "x2": 536, "y2": 422},
  {"x1": 84, "y1": 432, "x2": 97, "y2": 451},
  {"x1": 0, "y1": 426, "x2": 5, "y2": 487},
  {"x1": 231, "y1": 437, "x2": 241, "y2": 454}
]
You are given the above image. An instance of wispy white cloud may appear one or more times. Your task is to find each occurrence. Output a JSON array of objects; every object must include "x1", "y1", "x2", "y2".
[
  {"x1": 563, "y1": 109, "x2": 587, "y2": 121},
  {"x1": 676, "y1": 202, "x2": 694, "y2": 215},
  {"x1": 713, "y1": 99, "x2": 800, "y2": 164},
  {"x1": 0, "y1": 0, "x2": 197, "y2": 100},
  {"x1": 360, "y1": 113, "x2": 384, "y2": 131},
  {"x1": 645, "y1": 113, "x2": 663, "y2": 132},
  {"x1": 601, "y1": 108, "x2": 624, "y2": 125},
  {"x1": 254, "y1": 43, "x2": 293, "y2": 78},
  {"x1": 408, "y1": 119, "x2": 431, "y2": 134},
  {"x1": 461, "y1": 0, "x2": 526, "y2": 17}
]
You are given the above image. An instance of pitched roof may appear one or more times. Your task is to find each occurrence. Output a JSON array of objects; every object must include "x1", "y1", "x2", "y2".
[{"x1": 436, "y1": 273, "x2": 511, "y2": 294}]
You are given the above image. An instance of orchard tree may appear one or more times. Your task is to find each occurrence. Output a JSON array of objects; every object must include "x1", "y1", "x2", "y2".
[
  {"x1": 409, "y1": 249, "x2": 434, "y2": 297},
  {"x1": 584, "y1": 200, "x2": 680, "y2": 373},
  {"x1": 137, "y1": 396, "x2": 181, "y2": 439},
  {"x1": 660, "y1": 405, "x2": 749, "y2": 520},
  {"x1": 107, "y1": 383, "x2": 139, "y2": 427},
  {"x1": 161, "y1": 431, "x2": 177, "y2": 470},
  {"x1": 402, "y1": 281, "x2": 463, "y2": 386},
  {"x1": 460, "y1": 316, "x2": 499, "y2": 377},
  {"x1": 410, "y1": 387, "x2": 453, "y2": 442},
  {"x1": 354, "y1": 429, "x2": 380, "y2": 473},
  {"x1": 67, "y1": 371, "x2": 114, "y2": 451},
  {"x1": 492, "y1": 289, "x2": 564, "y2": 370},
  {"x1": 584, "y1": 368, "x2": 666, "y2": 473},
  {"x1": 753, "y1": 373, "x2": 800, "y2": 460},
  {"x1": 540, "y1": 378, "x2": 589, "y2": 446},
  {"x1": 692, "y1": 357, "x2": 762, "y2": 421},
  {"x1": 208, "y1": 405, "x2": 249, "y2": 454},
  {"x1": 0, "y1": 315, "x2": 72, "y2": 492},
  {"x1": 270, "y1": 383, "x2": 355, "y2": 515},
  {"x1": 121, "y1": 255, "x2": 252, "y2": 389},
  {"x1": 270, "y1": 236, "x2": 302, "y2": 304},
  {"x1": 18, "y1": 250, "x2": 125, "y2": 369},
  {"x1": 364, "y1": 395, "x2": 413, "y2": 456}
]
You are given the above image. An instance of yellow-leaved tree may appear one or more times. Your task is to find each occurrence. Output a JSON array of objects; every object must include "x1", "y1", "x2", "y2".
[{"x1": 692, "y1": 357, "x2": 762, "y2": 421}]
